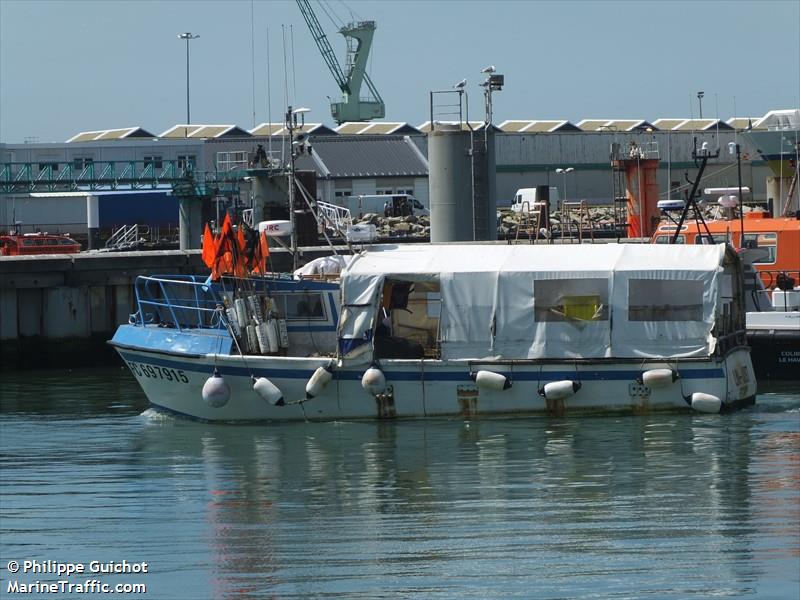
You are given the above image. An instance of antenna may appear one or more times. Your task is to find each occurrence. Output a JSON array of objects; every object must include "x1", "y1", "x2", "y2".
[
  {"x1": 266, "y1": 27, "x2": 273, "y2": 155},
  {"x1": 251, "y1": 0, "x2": 256, "y2": 128},
  {"x1": 290, "y1": 24, "x2": 297, "y2": 105}
]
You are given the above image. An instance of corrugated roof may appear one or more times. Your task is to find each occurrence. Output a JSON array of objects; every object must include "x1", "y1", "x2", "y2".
[
  {"x1": 335, "y1": 122, "x2": 371, "y2": 134},
  {"x1": 250, "y1": 123, "x2": 285, "y2": 136},
  {"x1": 248, "y1": 122, "x2": 338, "y2": 136},
  {"x1": 192, "y1": 125, "x2": 251, "y2": 138},
  {"x1": 653, "y1": 118, "x2": 733, "y2": 132},
  {"x1": 348, "y1": 122, "x2": 421, "y2": 135},
  {"x1": 651, "y1": 119, "x2": 686, "y2": 131},
  {"x1": 726, "y1": 117, "x2": 764, "y2": 130},
  {"x1": 66, "y1": 127, "x2": 155, "y2": 143},
  {"x1": 417, "y1": 121, "x2": 501, "y2": 133},
  {"x1": 575, "y1": 120, "x2": 607, "y2": 131},
  {"x1": 498, "y1": 120, "x2": 580, "y2": 133},
  {"x1": 159, "y1": 124, "x2": 251, "y2": 138},
  {"x1": 159, "y1": 125, "x2": 204, "y2": 138},
  {"x1": 577, "y1": 119, "x2": 656, "y2": 132},
  {"x1": 304, "y1": 136, "x2": 428, "y2": 178}
]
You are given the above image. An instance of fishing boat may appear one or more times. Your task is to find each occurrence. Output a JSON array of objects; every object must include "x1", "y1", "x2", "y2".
[{"x1": 110, "y1": 240, "x2": 756, "y2": 422}]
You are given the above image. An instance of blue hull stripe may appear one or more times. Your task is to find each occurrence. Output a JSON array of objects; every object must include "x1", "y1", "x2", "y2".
[{"x1": 118, "y1": 351, "x2": 724, "y2": 382}]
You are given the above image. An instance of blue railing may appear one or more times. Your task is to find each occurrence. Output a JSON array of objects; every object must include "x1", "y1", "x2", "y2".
[{"x1": 131, "y1": 275, "x2": 225, "y2": 331}]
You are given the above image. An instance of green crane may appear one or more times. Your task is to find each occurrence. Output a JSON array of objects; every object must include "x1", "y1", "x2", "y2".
[{"x1": 296, "y1": 0, "x2": 385, "y2": 123}]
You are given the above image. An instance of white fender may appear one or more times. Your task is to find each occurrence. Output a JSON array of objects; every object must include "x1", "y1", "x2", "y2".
[
  {"x1": 225, "y1": 307, "x2": 241, "y2": 338},
  {"x1": 247, "y1": 295, "x2": 263, "y2": 324},
  {"x1": 202, "y1": 372, "x2": 230, "y2": 408},
  {"x1": 252, "y1": 376, "x2": 285, "y2": 406},
  {"x1": 234, "y1": 298, "x2": 248, "y2": 329},
  {"x1": 255, "y1": 322, "x2": 270, "y2": 354},
  {"x1": 306, "y1": 365, "x2": 334, "y2": 399},
  {"x1": 277, "y1": 319, "x2": 289, "y2": 349},
  {"x1": 641, "y1": 368, "x2": 678, "y2": 388},
  {"x1": 246, "y1": 324, "x2": 258, "y2": 354},
  {"x1": 688, "y1": 392, "x2": 722, "y2": 414},
  {"x1": 361, "y1": 366, "x2": 386, "y2": 395},
  {"x1": 266, "y1": 319, "x2": 279, "y2": 353},
  {"x1": 541, "y1": 380, "x2": 581, "y2": 401},
  {"x1": 473, "y1": 370, "x2": 512, "y2": 391}
]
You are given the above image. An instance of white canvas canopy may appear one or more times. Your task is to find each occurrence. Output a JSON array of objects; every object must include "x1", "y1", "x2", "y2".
[{"x1": 337, "y1": 243, "x2": 729, "y2": 362}]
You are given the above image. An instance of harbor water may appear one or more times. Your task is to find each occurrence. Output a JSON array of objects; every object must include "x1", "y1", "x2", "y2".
[{"x1": 1, "y1": 367, "x2": 798, "y2": 599}]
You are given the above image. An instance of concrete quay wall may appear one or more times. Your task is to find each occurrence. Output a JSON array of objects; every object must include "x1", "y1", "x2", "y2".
[{"x1": 0, "y1": 249, "x2": 298, "y2": 370}]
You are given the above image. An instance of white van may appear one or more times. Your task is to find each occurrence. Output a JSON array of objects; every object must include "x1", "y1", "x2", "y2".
[{"x1": 510, "y1": 187, "x2": 560, "y2": 214}]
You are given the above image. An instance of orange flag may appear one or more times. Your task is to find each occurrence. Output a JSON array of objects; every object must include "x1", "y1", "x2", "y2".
[
  {"x1": 256, "y1": 230, "x2": 270, "y2": 274},
  {"x1": 201, "y1": 224, "x2": 215, "y2": 268}
]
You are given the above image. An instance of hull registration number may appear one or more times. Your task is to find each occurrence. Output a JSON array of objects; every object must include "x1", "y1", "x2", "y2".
[{"x1": 126, "y1": 360, "x2": 189, "y2": 384}]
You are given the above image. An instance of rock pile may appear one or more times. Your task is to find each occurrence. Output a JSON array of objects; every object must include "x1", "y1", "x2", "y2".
[{"x1": 353, "y1": 213, "x2": 430, "y2": 238}]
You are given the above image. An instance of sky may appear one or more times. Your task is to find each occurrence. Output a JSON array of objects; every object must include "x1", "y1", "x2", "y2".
[{"x1": 1, "y1": 0, "x2": 798, "y2": 143}]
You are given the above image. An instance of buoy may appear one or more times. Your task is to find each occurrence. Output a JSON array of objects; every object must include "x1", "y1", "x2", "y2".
[
  {"x1": 255, "y1": 322, "x2": 270, "y2": 354},
  {"x1": 539, "y1": 380, "x2": 581, "y2": 401},
  {"x1": 306, "y1": 365, "x2": 334, "y2": 399},
  {"x1": 361, "y1": 366, "x2": 386, "y2": 395},
  {"x1": 252, "y1": 376, "x2": 284, "y2": 406},
  {"x1": 472, "y1": 370, "x2": 512, "y2": 391},
  {"x1": 266, "y1": 319, "x2": 279, "y2": 353},
  {"x1": 247, "y1": 295, "x2": 263, "y2": 324},
  {"x1": 202, "y1": 370, "x2": 230, "y2": 408},
  {"x1": 246, "y1": 324, "x2": 258, "y2": 354},
  {"x1": 640, "y1": 368, "x2": 679, "y2": 389},
  {"x1": 235, "y1": 298, "x2": 248, "y2": 329},
  {"x1": 225, "y1": 307, "x2": 241, "y2": 338},
  {"x1": 686, "y1": 392, "x2": 722, "y2": 414},
  {"x1": 277, "y1": 319, "x2": 289, "y2": 349}
]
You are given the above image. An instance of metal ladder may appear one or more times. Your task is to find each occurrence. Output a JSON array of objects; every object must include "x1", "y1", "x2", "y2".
[
  {"x1": 514, "y1": 201, "x2": 547, "y2": 243},
  {"x1": 560, "y1": 201, "x2": 594, "y2": 243}
]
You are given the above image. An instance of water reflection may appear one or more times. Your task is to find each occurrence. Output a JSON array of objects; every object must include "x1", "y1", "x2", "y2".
[
  {"x1": 1, "y1": 369, "x2": 797, "y2": 599},
  {"x1": 125, "y1": 410, "x2": 795, "y2": 598}
]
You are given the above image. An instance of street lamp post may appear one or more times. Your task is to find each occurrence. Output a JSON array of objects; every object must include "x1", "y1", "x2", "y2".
[
  {"x1": 555, "y1": 167, "x2": 574, "y2": 209},
  {"x1": 697, "y1": 91, "x2": 705, "y2": 119},
  {"x1": 178, "y1": 32, "x2": 200, "y2": 134}
]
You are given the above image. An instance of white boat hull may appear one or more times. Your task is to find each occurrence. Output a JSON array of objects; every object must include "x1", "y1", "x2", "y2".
[{"x1": 115, "y1": 347, "x2": 756, "y2": 422}]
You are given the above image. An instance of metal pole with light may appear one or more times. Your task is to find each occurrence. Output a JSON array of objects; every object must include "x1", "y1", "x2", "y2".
[
  {"x1": 555, "y1": 167, "x2": 574, "y2": 208},
  {"x1": 178, "y1": 32, "x2": 199, "y2": 135},
  {"x1": 697, "y1": 91, "x2": 704, "y2": 119},
  {"x1": 728, "y1": 141, "x2": 744, "y2": 246}
]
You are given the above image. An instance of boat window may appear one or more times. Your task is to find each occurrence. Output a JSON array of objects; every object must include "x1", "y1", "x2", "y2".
[
  {"x1": 628, "y1": 279, "x2": 704, "y2": 321},
  {"x1": 534, "y1": 279, "x2": 609, "y2": 322},
  {"x1": 742, "y1": 232, "x2": 777, "y2": 264},
  {"x1": 694, "y1": 234, "x2": 729, "y2": 245},
  {"x1": 280, "y1": 292, "x2": 326, "y2": 320},
  {"x1": 654, "y1": 234, "x2": 684, "y2": 244}
]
